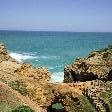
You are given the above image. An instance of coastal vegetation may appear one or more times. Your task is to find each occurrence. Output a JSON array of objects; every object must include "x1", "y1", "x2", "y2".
[
  {"x1": 9, "y1": 80, "x2": 28, "y2": 96},
  {"x1": 100, "y1": 91, "x2": 112, "y2": 111}
]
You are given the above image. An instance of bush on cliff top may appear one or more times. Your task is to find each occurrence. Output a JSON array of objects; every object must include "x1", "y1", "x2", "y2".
[{"x1": 9, "y1": 80, "x2": 28, "y2": 96}]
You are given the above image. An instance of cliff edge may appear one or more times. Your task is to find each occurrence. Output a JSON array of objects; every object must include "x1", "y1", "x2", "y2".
[{"x1": 64, "y1": 46, "x2": 112, "y2": 83}]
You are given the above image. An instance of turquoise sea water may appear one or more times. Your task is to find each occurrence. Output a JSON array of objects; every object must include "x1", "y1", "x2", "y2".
[{"x1": 0, "y1": 31, "x2": 112, "y2": 82}]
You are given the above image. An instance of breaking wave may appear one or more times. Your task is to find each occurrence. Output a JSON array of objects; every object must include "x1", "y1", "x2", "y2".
[
  {"x1": 9, "y1": 52, "x2": 37, "y2": 62},
  {"x1": 9, "y1": 52, "x2": 60, "y2": 62},
  {"x1": 50, "y1": 72, "x2": 64, "y2": 83}
]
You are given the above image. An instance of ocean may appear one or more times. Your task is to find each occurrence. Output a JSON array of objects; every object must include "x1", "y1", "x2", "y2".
[{"x1": 0, "y1": 31, "x2": 112, "y2": 82}]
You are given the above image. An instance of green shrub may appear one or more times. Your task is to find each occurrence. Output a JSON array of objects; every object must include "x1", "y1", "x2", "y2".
[
  {"x1": 12, "y1": 105, "x2": 34, "y2": 112},
  {"x1": 9, "y1": 80, "x2": 28, "y2": 96}
]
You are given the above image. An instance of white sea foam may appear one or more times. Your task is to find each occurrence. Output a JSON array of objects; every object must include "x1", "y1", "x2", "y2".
[
  {"x1": 39, "y1": 55, "x2": 60, "y2": 59},
  {"x1": 9, "y1": 51, "x2": 60, "y2": 62},
  {"x1": 9, "y1": 52, "x2": 37, "y2": 62},
  {"x1": 50, "y1": 72, "x2": 64, "y2": 83},
  {"x1": 49, "y1": 65, "x2": 64, "y2": 70}
]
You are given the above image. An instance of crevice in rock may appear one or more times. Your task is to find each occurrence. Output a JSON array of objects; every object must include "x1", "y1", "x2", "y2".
[
  {"x1": 71, "y1": 72, "x2": 98, "y2": 82},
  {"x1": 107, "y1": 70, "x2": 112, "y2": 81}
]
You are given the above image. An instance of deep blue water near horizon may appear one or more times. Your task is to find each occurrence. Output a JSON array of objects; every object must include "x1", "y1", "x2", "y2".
[{"x1": 0, "y1": 31, "x2": 112, "y2": 82}]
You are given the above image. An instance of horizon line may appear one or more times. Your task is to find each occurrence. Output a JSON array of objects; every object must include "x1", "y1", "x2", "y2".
[{"x1": 0, "y1": 29, "x2": 112, "y2": 33}]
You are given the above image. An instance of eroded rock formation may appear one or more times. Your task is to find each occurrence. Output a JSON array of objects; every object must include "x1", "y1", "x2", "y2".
[
  {"x1": 0, "y1": 43, "x2": 16, "y2": 63},
  {"x1": 64, "y1": 46, "x2": 112, "y2": 83},
  {"x1": 0, "y1": 44, "x2": 51, "y2": 111}
]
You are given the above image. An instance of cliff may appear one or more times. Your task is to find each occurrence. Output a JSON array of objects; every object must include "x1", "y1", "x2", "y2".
[
  {"x1": 0, "y1": 43, "x2": 51, "y2": 111},
  {"x1": 64, "y1": 46, "x2": 112, "y2": 83},
  {"x1": 0, "y1": 43, "x2": 96, "y2": 112},
  {"x1": 0, "y1": 43, "x2": 16, "y2": 63}
]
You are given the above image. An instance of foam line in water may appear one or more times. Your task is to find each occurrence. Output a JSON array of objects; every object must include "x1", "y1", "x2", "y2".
[
  {"x1": 9, "y1": 51, "x2": 60, "y2": 62},
  {"x1": 49, "y1": 64, "x2": 64, "y2": 70},
  {"x1": 39, "y1": 55, "x2": 60, "y2": 59}
]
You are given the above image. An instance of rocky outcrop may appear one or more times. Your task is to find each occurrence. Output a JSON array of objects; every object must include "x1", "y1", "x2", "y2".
[
  {"x1": 83, "y1": 81, "x2": 110, "y2": 112},
  {"x1": 15, "y1": 64, "x2": 51, "y2": 83},
  {"x1": 64, "y1": 46, "x2": 112, "y2": 83},
  {"x1": 0, "y1": 43, "x2": 51, "y2": 84},
  {"x1": 0, "y1": 44, "x2": 51, "y2": 111},
  {"x1": 85, "y1": 88, "x2": 108, "y2": 112},
  {"x1": 0, "y1": 43, "x2": 16, "y2": 63}
]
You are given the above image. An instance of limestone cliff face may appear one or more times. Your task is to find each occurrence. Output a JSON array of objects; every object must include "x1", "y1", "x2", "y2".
[
  {"x1": 0, "y1": 43, "x2": 51, "y2": 111},
  {"x1": 15, "y1": 64, "x2": 51, "y2": 83},
  {"x1": 0, "y1": 43, "x2": 16, "y2": 63},
  {"x1": 64, "y1": 46, "x2": 112, "y2": 83},
  {"x1": 0, "y1": 43, "x2": 51, "y2": 84}
]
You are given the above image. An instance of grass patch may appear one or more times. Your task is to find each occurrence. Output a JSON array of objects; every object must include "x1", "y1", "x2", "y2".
[
  {"x1": 81, "y1": 96, "x2": 96, "y2": 112},
  {"x1": 70, "y1": 96, "x2": 96, "y2": 112},
  {"x1": 100, "y1": 91, "x2": 112, "y2": 111}
]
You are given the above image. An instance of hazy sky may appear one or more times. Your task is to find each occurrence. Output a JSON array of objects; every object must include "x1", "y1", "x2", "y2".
[{"x1": 0, "y1": 0, "x2": 112, "y2": 31}]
